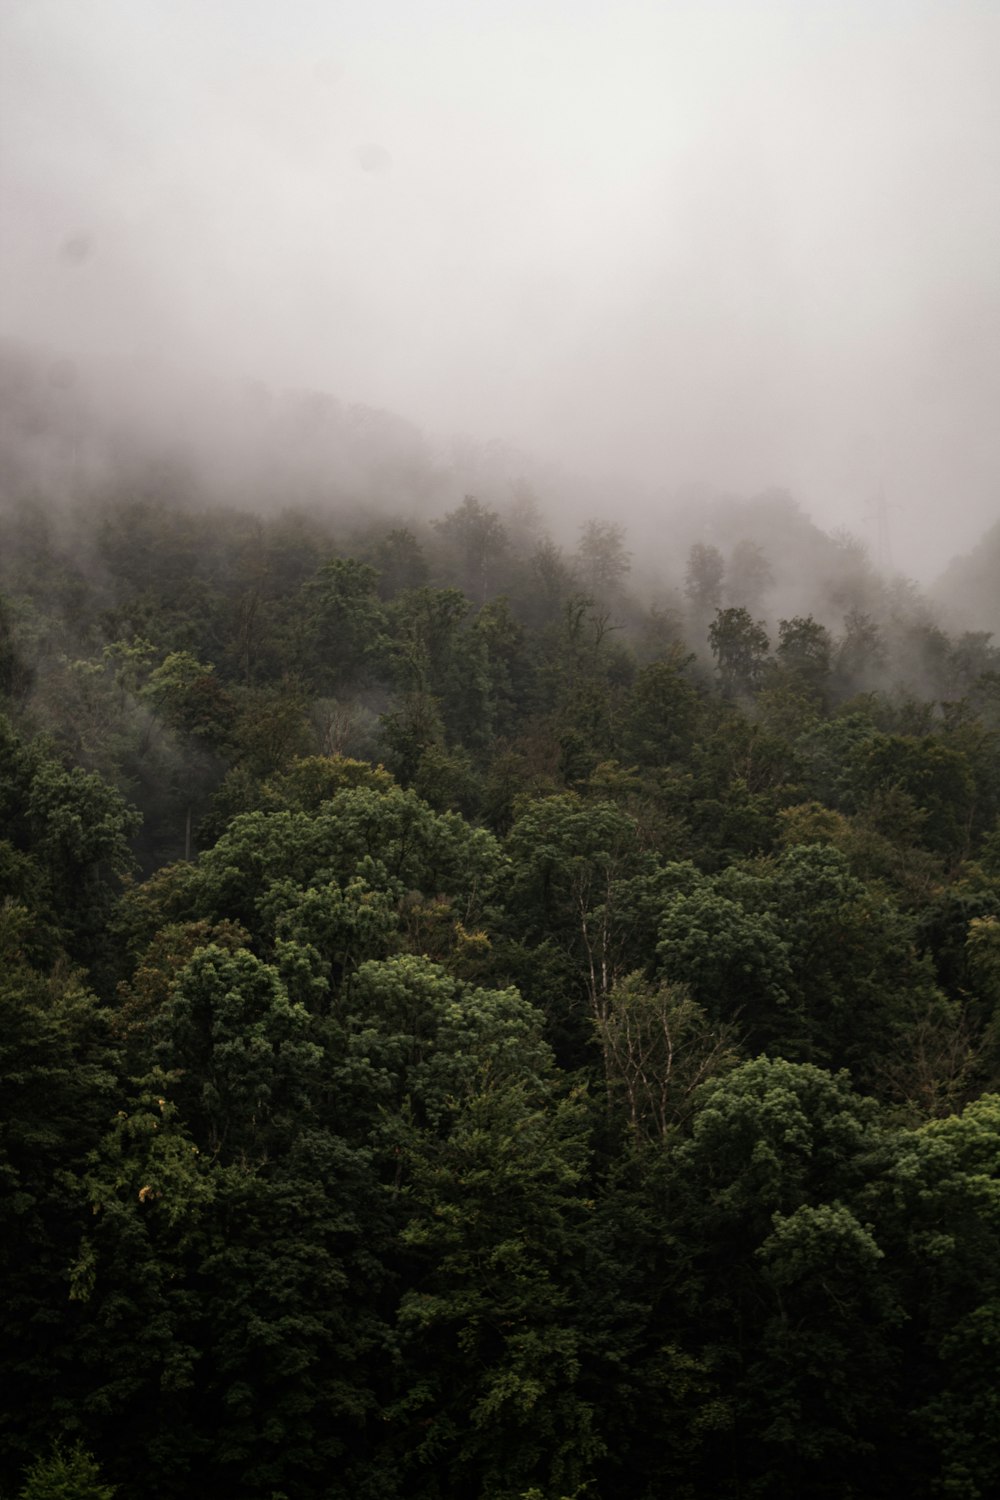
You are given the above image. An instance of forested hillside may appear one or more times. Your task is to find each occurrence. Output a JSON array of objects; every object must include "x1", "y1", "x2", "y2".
[{"x1": 2, "y1": 424, "x2": 1000, "y2": 1498}]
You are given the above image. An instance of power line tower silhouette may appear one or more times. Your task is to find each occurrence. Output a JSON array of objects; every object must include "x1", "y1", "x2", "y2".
[{"x1": 865, "y1": 483, "x2": 893, "y2": 574}]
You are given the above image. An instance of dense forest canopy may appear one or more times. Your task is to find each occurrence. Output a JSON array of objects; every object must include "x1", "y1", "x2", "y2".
[
  {"x1": 2, "y1": 346, "x2": 1000, "y2": 1499},
  {"x1": 4, "y1": 0, "x2": 999, "y2": 1489}
]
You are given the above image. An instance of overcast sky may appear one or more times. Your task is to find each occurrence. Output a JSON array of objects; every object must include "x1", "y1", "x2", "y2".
[{"x1": 1, "y1": 0, "x2": 998, "y2": 578}]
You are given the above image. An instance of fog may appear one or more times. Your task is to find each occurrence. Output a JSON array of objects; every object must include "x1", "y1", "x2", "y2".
[{"x1": 2, "y1": 0, "x2": 998, "y2": 581}]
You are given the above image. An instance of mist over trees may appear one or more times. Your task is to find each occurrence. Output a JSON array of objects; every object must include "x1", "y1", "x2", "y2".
[
  {"x1": 2, "y1": 0, "x2": 1000, "y2": 1489},
  {"x1": 2, "y1": 336, "x2": 1000, "y2": 1498}
]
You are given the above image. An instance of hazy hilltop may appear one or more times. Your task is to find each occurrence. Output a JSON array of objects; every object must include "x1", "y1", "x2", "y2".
[
  {"x1": 0, "y1": 338, "x2": 441, "y2": 518},
  {"x1": 0, "y1": 336, "x2": 967, "y2": 645},
  {"x1": 8, "y1": 332, "x2": 999, "y2": 743},
  {"x1": 3, "y1": 2, "x2": 999, "y2": 582}
]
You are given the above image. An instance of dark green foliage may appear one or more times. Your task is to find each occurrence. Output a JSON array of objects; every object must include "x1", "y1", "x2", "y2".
[
  {"x1": 621, "y1": 653, "x2": 702, "y2": 766},
  {"x1": 301, "y1": 557, "x2": 388, "y2": 695},
  {"x1": 0, "y1": 935, "x2": 120, "y2": 1477},
  {"x1": 776, "y1": 614, "x2": 832, "y2": 702},
  {"x1": 849, "y1": 731, "x2": 978, "y2": 859},
  {"x1": 656, "y1": 843, "x2": 949, "y2": 1093},
  {"x1": 874, "y1": 1094, "x2": 1000, "y2": 1498},
  {"x1": 3, "y1": 481, "x2": 1000, "y2": 1500},
  {"x1": 0, "y1": 714, "x2": 139, "y2": 967},
  {"x1": 18, "y1": 1442, "x2": 115, "y2": 1500},
  {"x1": 657, "y1": 1058, "x2": 902, "y2": 1497},
  {"x1": 708, "y1": 606, "x2": 771, "y2": 697},
  {"x1": 0, "y1": 592, "x2": 34, "y2": 704},
  {"x1": 432, "y1": 496, "x2": 509, "y2": 605}
]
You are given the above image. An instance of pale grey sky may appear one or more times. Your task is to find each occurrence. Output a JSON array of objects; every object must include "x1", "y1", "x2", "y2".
[{"x1": 2, "y1": 0, "x2": 998, "y2": 577}]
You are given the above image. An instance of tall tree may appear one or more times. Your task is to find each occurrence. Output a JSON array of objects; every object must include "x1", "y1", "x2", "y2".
[
  {"x1": 684, "y1": 542, "x2": 725, "y2": 633},
  {"x1": 708, "y1": 607, "x2": 770, "y2": 698},
  {"x1": 433, "y1": 496, "x2": 508, "y2": 604}
]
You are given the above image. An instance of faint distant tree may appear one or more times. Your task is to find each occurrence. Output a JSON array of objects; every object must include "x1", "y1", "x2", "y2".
[
  {"x1": 433, "y1": 496, "x2": 507, "y2": 604},
  {"x1": 517, "y1": 538, "x2": 574, "y2": 631},
  {"x1": 370, "y1": 526, "x2": 429, "y2": 599},
  {"x1": 950, "y1": 632, "x2": 999, "y2": 697},
  {"x1": 0, "y1": 594, "x2": 34, "y2": 705},
  {"x1": 829, "y1": 529, "x2": 879, "y2": 614},
  {"x1": 684, "y1": 543, "x2": 725, "y2": 625},
  {"x1": 574, "y1": 520, "x2": 631, "y2": 599},
  {"x1": 636, "y1": 600, "x2": 686, "y2": 663},
  {"x1": 727, "y1": 539, "x2": 774, "y2": 614},
  {"x1": 835, "y1": 609, "x2": 886, "y2": 696},
  {"x1": 709, "y1": 607, "x2": 770, "y2": 697},
  {"x1": 506, "y1": 479, "x2": 546, "y2": 551}
]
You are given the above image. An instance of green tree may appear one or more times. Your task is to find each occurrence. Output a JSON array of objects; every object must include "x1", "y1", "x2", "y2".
[
  {"x1": 18, "y1": 1442, "x2": 115, "y2": 1500},
  {"x1": 684, "y1": 542, "x2": 725, "y2": 626},
  {"x1": 834, "y1": 608, "x2": 886, "y2": 697},
  {"x1": 433, "y1": 496, "x2": 508, "y2": 604},
  {"x1": 338, "y1": 954, "x2": 599, "y2": 1499},
  {"x1": 392, "y1": 1081, "x2": 598, "y2": 1500},
  {"x1": 876, "y1": 1094, "x2": 1000, "y2": 1499},
  {"x1": 301, "y1": 557, "x2": 388, "y2": 695},
  {"x1": 73, "y1": 1071, "x2": 387, "y2": 1497},
  {"x1": 756, "y1": 842, "x2": 948, "y2": 1089},
  {"x1": 660, "y1": 1058, "x2": 899, "y2": 1497},
  {"x1": 0, "y1": 714, "x2": 139, "y2": 966},
  {"x1": 150, "y1": 944, "x2": 322, "y2": 1159},
  {"x1": 596, "y1": 972, "x2": 738, "y2": 1140},
  {"x1": 726, "y1": 538, "x2": 773, "y2": 614},
  {"x1": 369, "y1": 526, "x2": 429, "y2": 599},
  {"x1": 657, "y1": 844, "x2": 950, "y2": 1093},
  {"x1": 708, "y1": 607, "x2": 770, "y2": 698},
  {"x1": 849, "y1": 731, "x2": 977, "y2": 859},
  {"x1": 385, "y1": 587, "x2": 469, "y2": 700},
  {"x1": 142, "y1": 651, "x2": 234, "y2": 751},
  {"x1": 621, "y1": 653, "x2": 702, "y2": 768},
  {"x1": 0, "y1": 591, "x2": 34, "y2": 704},
  {"x1": 0, "y1": 930, "x2": 120, "y2": 1482},
  {"x1": 656, "y1": 879, "x2": 792, "y2": 1035},
  {"x1": 188, "y1": 783, "x2": 504, "y2": 949},
  {"x1": 776, "y1": 615, "x2": 832, "y2": 703},
  {"x1": 573, "y1": 519, "x2": 630, "y2": 601},
  {"x1": 504, "y1": 795, "x2": 666, "y2": 1065}
]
